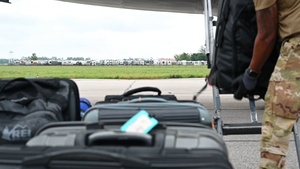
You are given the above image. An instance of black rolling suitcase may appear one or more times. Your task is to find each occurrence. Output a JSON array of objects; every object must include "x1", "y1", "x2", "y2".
[
  {"x1": 11, "y1": 121, "x2": 234, "y2": 169},
  {"x1": 102, "y1": 86, "x2": 178, "y2": 102},
  {"x1": 83, "y1": 86, "x2": 212, "y2": 127}
]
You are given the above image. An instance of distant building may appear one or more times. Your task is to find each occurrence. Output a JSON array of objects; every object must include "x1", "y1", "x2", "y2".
[{"x1": 158, "y1": 58, "x2": 176, "y2": 65}]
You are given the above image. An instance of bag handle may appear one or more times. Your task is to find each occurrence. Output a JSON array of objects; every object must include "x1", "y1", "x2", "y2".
[
  {"x1": 88, "y1": 131, "x2": 152, "y2": 146},
  {"x1": 123, "y1": 87, "x2": 161, "y2": 97},
  {"x1": 0, "y1": 78, "x2": 41, "y2": 101},
  {"x1": 126, "y1": 97, "x2": 168, "y2": 103},
  {"x1": 0, "y1": 78, "x2": 40, "y2": 92}
]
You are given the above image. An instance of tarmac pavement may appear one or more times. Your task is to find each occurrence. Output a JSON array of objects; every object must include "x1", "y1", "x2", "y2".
[{"x1": 74, "y1": 78, "x2": 300, "y2": 169}]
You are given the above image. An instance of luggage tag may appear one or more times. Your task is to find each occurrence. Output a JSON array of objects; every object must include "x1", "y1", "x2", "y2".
[{"x1": 120, "y1": 110, "x2": 158, "y2": 134}]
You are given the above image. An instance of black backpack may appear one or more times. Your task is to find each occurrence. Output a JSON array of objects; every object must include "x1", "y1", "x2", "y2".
[
  {"x1": 0, "y1": 78, "x2": 81, "y2": 144},
  {"x1": 208, "y1": 0, "x2": 280, "y2": 99}
]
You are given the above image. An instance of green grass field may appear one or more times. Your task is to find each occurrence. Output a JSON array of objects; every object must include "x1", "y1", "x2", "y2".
[{"x1": 0, "y1": 65, "x2": 210, "y2": 79}]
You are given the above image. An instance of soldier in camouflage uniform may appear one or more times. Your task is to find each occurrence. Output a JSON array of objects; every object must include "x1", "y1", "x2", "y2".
[
  {"x1": 260, "y1": 37, "x2": 300, "y2": 169},
  {"x1": 233, "y1": 1, "x2": 300, "y2": 168}
]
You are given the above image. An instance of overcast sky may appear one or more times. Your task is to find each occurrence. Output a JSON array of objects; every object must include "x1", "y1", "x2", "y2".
[{"x1": 0, "y1": 0, "x2": 206, "y2": 60}]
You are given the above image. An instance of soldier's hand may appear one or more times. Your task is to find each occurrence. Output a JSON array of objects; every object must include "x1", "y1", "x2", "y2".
[
  {"x1": 232, "y1": 74, "x2": 247, "y2": 100},
  {"x1": 232, "y1": 70, "x2": 259, "y2": 100}
]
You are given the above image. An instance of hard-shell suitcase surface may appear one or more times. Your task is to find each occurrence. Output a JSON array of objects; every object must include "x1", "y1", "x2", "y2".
[
  {"x1": 14, "y1": 121, "x2": 234, "y2": 169},
  {"x1": 84, "y1": 86, "x2": 212, "y2": 127},
  {"x1": 83, "y1": 101, "x2": 212, "y2": 127}
]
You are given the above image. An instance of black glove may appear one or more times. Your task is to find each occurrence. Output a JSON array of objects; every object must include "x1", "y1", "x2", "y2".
[
  {"x1": 232, "y1": 71, "x2": 258, "y2": 100},
  {"x1": 243, "y1": 71, "x2": 258, "y2": 91}
]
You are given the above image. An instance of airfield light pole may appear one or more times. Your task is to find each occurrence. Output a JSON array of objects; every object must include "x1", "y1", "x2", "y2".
[{"x1": 9, "y1": 51, "x2": 13, "y2": 65}]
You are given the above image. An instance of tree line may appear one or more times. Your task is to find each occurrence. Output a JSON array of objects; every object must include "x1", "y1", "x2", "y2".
[
  {"x1": 173, "y1": 46, "x2": 207, "y2": 61},
  {"x1": 20, "y1": 53, "x2": 92, "y2": 61},
  {"x1": 0, "y1": 46, "x2": 207, "y2": 64}
]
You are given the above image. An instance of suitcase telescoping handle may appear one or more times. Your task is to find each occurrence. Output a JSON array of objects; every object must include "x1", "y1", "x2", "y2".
[
  {"x1": 88, "y1": 131, "x2": 153, "y2": 146},
  {"x1": 123, "y1": 86, "x2": 162, "y2": 97}
]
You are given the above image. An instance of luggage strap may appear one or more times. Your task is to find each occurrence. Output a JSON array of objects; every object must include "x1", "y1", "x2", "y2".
[{"x1": 193, "y1": 76, "x2": 208, "y2": 101}]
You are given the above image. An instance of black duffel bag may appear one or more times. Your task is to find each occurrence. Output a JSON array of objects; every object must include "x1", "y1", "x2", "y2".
[{"x1": 0, "y1": 78, "x2": 75, "y2": 144}]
